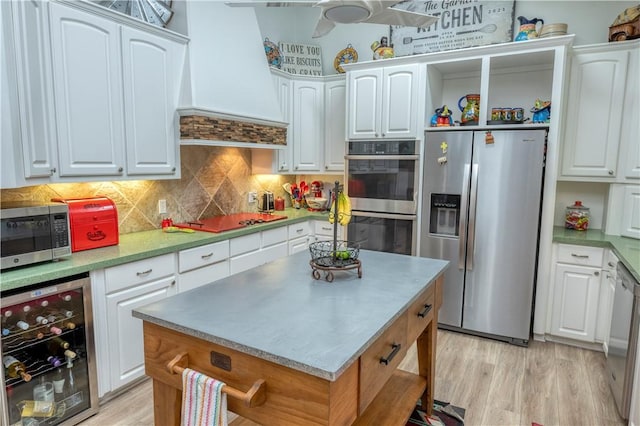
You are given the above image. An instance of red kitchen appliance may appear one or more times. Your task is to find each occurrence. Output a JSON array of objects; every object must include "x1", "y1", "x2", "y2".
[
  {"x1": 174, "y1": 212, "x2": 287, "y2": 233},
  {"x1": 52, "y1": 196, "x2": 119, "y2": 252}
]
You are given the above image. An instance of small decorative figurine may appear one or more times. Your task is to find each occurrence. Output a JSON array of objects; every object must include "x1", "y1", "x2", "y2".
[
  {"x1": 515, "y1": 16, "x2": 544, "y2": 41},
  {"x1": 371, "y1": 36, "x2": 394, "y2": 60},
  {"x1": 430, "y1": 105, "x2": 454, "y2": 127},
  {"x1": 531, "y1": 99, "x2": 551, "y2": 123}
]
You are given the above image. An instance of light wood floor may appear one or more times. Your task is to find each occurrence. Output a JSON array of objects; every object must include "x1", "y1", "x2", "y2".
[{"x1": 78, "y1": 330, "x2": 626, "y2": 426}]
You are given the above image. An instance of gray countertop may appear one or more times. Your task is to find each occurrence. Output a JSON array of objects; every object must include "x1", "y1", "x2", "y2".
[{"x1": 133, "y1": 250, "x2": 449, "y2": 381}]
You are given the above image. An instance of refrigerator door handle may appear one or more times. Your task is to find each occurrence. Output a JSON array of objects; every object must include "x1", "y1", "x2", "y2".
[
  {"x1": 458, "y1": 164, "x2": 471, "y2": 270},
  {"x1": 466, "y1": 164, "x2": 479, "y2": 270}
]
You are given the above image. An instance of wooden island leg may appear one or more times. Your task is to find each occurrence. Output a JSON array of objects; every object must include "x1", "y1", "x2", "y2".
[
  {"x1": 417, "y1": 275, "x2": 442, "y2": 416},
  {"x1": 153, "y1": 379, "x2": 182, "y2": 426}
]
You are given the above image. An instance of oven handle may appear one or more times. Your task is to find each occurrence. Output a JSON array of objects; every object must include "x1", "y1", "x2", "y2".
[
  {"x1": 344, "y1": 155, "x2": 420, "y2": 161},
  {"x1": 458, "y1": 164, "x2": 471, "y2": 270},
  {"x1": 351, "y1": 211, "x2": 417, "y2": 220}
]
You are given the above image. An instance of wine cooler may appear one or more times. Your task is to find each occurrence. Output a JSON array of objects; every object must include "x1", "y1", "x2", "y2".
[{"x1": 1, "y1": 273, "x2": 98, "y2": 425}]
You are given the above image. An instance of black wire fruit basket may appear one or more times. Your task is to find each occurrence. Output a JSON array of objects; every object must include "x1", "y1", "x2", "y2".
[{"x1": 308, "y1": 182, "x2": 362, "y2": 282}]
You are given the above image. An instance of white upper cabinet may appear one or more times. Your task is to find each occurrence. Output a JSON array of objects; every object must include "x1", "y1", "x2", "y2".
[
  {"x1": 292, "y1": 79, "x2": 324, "y2": 172},
  {"x1": 347, "y1": 64, "x2": 419, "y2": 139},
  {"x1": 274, "y1": 73, "x2": 293, "y2": 173},
  {"x1": 323, "y1": 77, "x2": 346, "y2": 172},
  {"x1": 560, "y1": 42, "x2": 637, "y2": 180},
  {"x1": 121, "y1": 26, "x2": 180, "y2": 176},
  {"x1": 618, "y1": 43, "x2": 640, "y2": 181},
  {"x1": 49, "y1": 2, "x2": 126, "y2": 177},
  {"x1": 8, "y1": 0, "x2": 58, "y2": 180},
  {"x1": 2, "y1": 0, "x2": 187, "y2": 186}
]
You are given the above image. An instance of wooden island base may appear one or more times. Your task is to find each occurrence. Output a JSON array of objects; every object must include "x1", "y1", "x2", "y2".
[{"x1": 141, "y1": 275, "x2": 443, "y2": 425}]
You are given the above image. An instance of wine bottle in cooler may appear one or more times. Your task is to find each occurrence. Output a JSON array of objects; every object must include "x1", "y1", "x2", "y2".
[
  {"x1": 52, "y1": 367, "x2": 66, "y2": 400},
  {"x1": 2, "y1": 354, "x2": 32, "y2": 382}
]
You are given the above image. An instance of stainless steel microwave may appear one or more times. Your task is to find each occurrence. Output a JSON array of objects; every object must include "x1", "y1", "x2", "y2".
[{"x1": 1, "y1": 202, "x2": 71, "y2": 270}]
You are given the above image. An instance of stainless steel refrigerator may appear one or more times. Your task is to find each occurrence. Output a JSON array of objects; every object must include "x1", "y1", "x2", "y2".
[{"x1": 420, "y1": 129, "x2": 546, "y2": 345}]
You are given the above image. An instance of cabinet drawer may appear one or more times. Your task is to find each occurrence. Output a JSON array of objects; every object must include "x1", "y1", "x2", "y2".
[
  {"x1": 288, "y1": 221, "x2": 310, "y2": 239},
  {"x1": 179, "y1": 261, "x2": 230, "y2": 293},
  {"x1": 557, "y1": 244, "x2": 604, "y2": 267},
  {"x1": 230, "y1": 233, "x2": 261, "y2": 257},
  {"x1": 406, "y1": 285, "x2": 435, "y2": 343},
  {"x1": 359, "y1": 313, "x2": 408, "y2": 414},
  {"x1": 179, "y1": 241, "x2": 229, "y2": 273},
  {"x1": 105, "y1": 253, "x2": 175, "y2": 293},
  {"x1": 314, "y1": 221, "x2": 343, "y2": 238},
  {"x1": 262, "y1": 226, "x2": 287, "y2": 247}
]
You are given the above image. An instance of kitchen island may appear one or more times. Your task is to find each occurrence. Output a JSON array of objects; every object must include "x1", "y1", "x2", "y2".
[{"x1": 133, "y1": 250, "x2": 447, "y2": 425}]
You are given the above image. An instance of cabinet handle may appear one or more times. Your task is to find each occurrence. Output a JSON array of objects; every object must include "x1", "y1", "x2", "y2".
[
  {"x1": 49, "y1": 168, "x2": 56, "y2": 175},
  {"x1": 608, "y1": 170, "x2": 614, "y2": 175},
  {"x1": 594, "y1": 271, "x2": 600, "y2": 276},
  {"x1": 201, "y1": 252, "x2": 214, "y2": 259},
  {"x1": 136, "y1": 269, "x2": 152, "y2": 276},
  {"x1": 296, "y1": 228, "x2": 304, "y2": 233},
  {"x1": 417, "y1": 304, "x2": 433, "y2": 318},
  {"x1": 321, "y1": 226, "x2": 332, "y2": 231},
  {"x1": 379, "y1": 343, "x2": 401, "y2": 365},
  {"x1": 571, "y1": 253, "x2": 589, "y2": 259}
]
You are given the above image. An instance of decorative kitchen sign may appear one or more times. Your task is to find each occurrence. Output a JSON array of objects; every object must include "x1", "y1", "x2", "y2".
[
  {"x1": 278, "y1": 42, "x2": 323, "y2": 76},
  {"x1": 390, "y1": 0, "x2": 515, "y2": 56}
]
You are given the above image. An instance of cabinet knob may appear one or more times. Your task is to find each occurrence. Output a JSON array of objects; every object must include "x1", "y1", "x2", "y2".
[
  {"x1": 594, "y1": 271, "x2": 600, "y2": 276},
  {"x1": 171, "y1": 280, "x2": 176, "y2": 286},
  {"x1": 375, "y1": 133, "x2": 379, "y2": 137},
  {"x1": 171, "y1": 167, "x2": 176, "y2": 172},
  {"x1": 608, "y1": 261, "x2": 615, "y2": 268},
  {"x1": 608, "y1": 170, "x2": 614, "y2": 175},
  {"x1": 382, "y1": 133, "x2": 385, "y2": 137},
  {"x1": 49, "y1": 168, "x2": 56, "y2": 175},
  {"x1": 325, "y1": 165, "x2": 328, "y2": 169},
  {"x1": 295, "y1": 166, "x2": 298, "y2": 170},
  {"x1": 118, "y1": 167, "x2": 123, "y2": 173}
]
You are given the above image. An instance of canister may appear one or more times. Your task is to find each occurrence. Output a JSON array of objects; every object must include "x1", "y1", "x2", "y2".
[
  {"x1": 491, "y1": 108, "x2": 502, "y2": 121},
  {"x1": 512, "y1": 107, "x2": 524, "y2": 121},
  {"x1": 565, "y1": 200, "x2": 590, "y2": 230}
]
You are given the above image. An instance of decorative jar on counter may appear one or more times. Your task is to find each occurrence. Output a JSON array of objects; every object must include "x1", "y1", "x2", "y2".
[{"x1": 565, "y1": 200, "x2": 590, "y2": 230}]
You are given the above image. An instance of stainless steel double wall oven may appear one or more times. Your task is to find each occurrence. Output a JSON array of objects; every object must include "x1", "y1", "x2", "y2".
[{"x1": 344, "y1": 139, "x2": 419, "y2": 255}]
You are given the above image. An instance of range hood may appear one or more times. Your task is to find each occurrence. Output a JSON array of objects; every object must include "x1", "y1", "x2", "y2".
[{"x1": 177, "y1": 2, "x2": 286, "y2": 148}]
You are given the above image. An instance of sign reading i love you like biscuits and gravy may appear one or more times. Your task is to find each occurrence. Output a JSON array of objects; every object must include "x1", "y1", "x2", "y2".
[{"x1": 278, "y1": 42, "x2": 323, "y2": 76}]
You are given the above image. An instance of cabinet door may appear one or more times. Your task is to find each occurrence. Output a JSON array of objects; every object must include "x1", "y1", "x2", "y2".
[
  {"x1": 620, "y1": 46, "x2": 640, "y2": 181},
  {"x1": 347, "y1": 69, "x2": 382, "y2": 139},
  {"x1": 49, "y1": 2, "x2": 125, "y2": 177},
  {"x1": 274, "y1": 74, "x2": 293, "y2": 173},
  {"x1": 324, "y1": 78, "x2": 346, "y2": 172},
  {"x1": 121, "y1": 26, "x2": 181, "y2": 176},
  {"x1": 105, "y1": 276, "x2": 176, "y2": 390},
  {"x1": 621, "y1": 185, "x2": 640, "y2": 239},
  {"x1": 292, "y1": 80, "x2": 323, "y2": 172},
  {"x1": 550, "y1": 263, "x2": 601, "y2": 342},
  {"x1": 380, "y1": 64, "x2": 419, "y2": 139},
  {"x1": 561, "y1": 49, "x2": 629, "y2": 178},
  {"x1": 10, "y1": 0, "x2": 57, "y2": 179}
]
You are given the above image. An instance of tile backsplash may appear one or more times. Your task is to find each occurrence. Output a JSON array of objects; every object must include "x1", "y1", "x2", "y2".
[{"x1": 0, "y1": 146, "x2": 340, "y2": 234}]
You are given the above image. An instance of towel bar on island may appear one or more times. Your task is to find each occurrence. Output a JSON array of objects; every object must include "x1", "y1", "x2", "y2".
[{"x1": 166, "y1": 352, "x2": 267, "y2": 408}]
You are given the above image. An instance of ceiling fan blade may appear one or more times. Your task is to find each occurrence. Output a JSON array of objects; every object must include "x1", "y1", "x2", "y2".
[
  {"x1": 312, "y1": 15, "x2": 336, "y2": 38},
  {"x1": 365, "y1": 7, "x2": 437, "y2": 28},
  {"x1": 224, "y1": 1, "x2": 315, "y2": 7}
]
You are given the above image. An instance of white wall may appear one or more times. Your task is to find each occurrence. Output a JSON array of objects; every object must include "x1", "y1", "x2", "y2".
[
  {"x1": 254, "y1": 1, "x2": 637, "y2": 75},
  {"x1": 555, "y1": 181, "x2": 609, "y2": 230}
]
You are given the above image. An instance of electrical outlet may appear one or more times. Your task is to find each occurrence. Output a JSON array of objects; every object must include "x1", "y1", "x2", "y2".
[
  {"x1": 248, "y1": 191, "x2": 258, "y2": 203},
  {"x1": 158, "y1": 199, "x2": 167, "y2": 214}
]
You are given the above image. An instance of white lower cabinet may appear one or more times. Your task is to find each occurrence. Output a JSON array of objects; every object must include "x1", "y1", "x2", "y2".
[
  {"x1": 229, "y1": 227, "x2": 289, "y2": 275},
  {"x1": 549, "y1": 244, "x2": 604, "y2": 343},
  {"x1": 91, "y1": 253, "x2": 177, "y2": 396},
  {"x1": 288, "y1": 221, "x2": 311, "y2": 254},
  {"x1": 599, "y1": 250, "x2": 619, "y2": 355},
  {"x1": 178, "y1": 240, "x2": 230, "y2": 292},
  {"x1": 313, "y1": 220, "x2": 344, "y2": 242}
]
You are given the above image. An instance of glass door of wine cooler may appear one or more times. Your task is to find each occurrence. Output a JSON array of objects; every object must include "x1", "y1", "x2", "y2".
[{"x1": 1, "y1": 273, "x2": 98, "y2": 425}]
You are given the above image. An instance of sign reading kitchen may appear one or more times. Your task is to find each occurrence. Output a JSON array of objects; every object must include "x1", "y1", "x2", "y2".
[
  {"x1": 390, "y1": 0, "x2": 515, "y2": 56},
  {"x1": 279, "y1": 42, "x2": 323, "y2": 76}
]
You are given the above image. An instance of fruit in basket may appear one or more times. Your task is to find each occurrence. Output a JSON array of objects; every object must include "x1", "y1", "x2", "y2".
[{"x1": 337, "y1": 250, "x2": 350, "y2": 260}]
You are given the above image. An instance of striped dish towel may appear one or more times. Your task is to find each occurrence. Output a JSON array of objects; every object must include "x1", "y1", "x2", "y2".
[{"x1": 181, "y1": 368, "x2": 228, "y2": 426}]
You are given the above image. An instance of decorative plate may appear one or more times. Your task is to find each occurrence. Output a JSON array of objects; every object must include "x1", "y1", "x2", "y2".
[
  {"x1": 263, "y1": 38, "x2": 282, "y2": 69},
  {"x1": 334, "y1": 44, "x2": 358, "y2": 74},
  {"x1": 94, "y1": 0, "x2": 174, "y2": 27}
]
